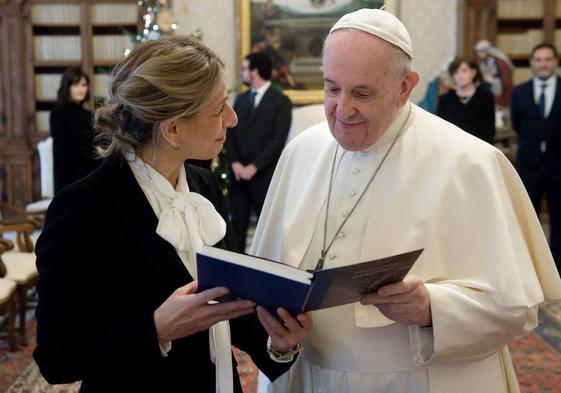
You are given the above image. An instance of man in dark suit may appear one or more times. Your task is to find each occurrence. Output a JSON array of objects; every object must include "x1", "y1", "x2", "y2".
[
  {"x1": 511, "y1": 43, "x2": 561, "y2": 272},
  {"x1": 226, "y1": 52, "x2": 292, "y2": 252}
]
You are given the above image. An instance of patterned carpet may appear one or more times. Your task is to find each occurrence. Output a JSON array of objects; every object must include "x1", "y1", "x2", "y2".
[
  {"x1": 0, "y1": 317, "x2": 81, "y2": 393},
  {"x1": 510, "y1": 301, "x2": 561, "y2": 393},
  {"x1": 1, "y1": 301, "x2": 560, "y2": 393}
]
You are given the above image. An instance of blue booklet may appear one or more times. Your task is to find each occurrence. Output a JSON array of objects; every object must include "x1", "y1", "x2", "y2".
[{"x1": 196, "y1": 246, "x2": 423, "y2": 315}]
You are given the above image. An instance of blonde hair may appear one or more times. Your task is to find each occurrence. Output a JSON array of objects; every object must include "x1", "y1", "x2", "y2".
[{"x1": 95, "y1": 36, "x2": 225, "y2": 157}]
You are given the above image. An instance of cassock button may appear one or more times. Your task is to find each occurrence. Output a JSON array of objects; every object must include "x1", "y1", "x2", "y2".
[
  {"x1": 348, "y1": 189, "x2": 356, "y2": 197},
  {"x1": 338, "y1": 231, "x2": 346, "y2": 239},
  {"x1": 329, "y1": 253, "x2": 337, "y2": 260},
  {"x1": 352, "y1": 168, "x2": 360, "y2": 175},
  {"x1": 342, "y1": 210, "x2": 350, "y2": 218}
]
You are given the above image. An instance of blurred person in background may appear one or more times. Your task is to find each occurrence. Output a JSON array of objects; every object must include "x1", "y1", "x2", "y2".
[
  {"x1": 475, "y1": 39, "x2": 514, "y2": 109},
  {"x1": 511, "y1": 43, "x2": 561, "y2": 272},
  {"x1": 50, "y1": 66, "x2": 98, "y2": 194},
  {"x1": 226, "y1": 52, "x2": 292, "y2": 253},
  {"x1": 437, "y1": 56, "x2": 495, "y2": 144}
]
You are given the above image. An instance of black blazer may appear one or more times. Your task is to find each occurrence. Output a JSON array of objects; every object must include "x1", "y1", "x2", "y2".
[
  {"x1": 511, "y1": 77, "x2": 561, "y2": 170},
  {"x1": 50, "y1": 102, "x2": 99, "y2": 194},
  {"x1": 226, "y1": 86, "x2": 292, "y2": 184},
  {"x1": 33, "y1": 154, "x2": 293, "y2": 393},
  {"x1": 436, "y1": 87, "x2": 495, "y2": 144}
]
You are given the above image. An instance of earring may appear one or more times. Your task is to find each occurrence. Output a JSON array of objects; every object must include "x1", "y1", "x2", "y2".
[{"x1": 173, "y1": 143, "x2": 180, "y2": 151}]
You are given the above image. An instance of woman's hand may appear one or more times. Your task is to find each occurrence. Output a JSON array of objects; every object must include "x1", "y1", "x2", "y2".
[
  {"x1": 154, "y1": 281, "x2": 255, "y2": 343},
  {"x1": 360, "y1": 275, "x2": 432, "y2": 327},
  {"x1": 256, "y1": 306, "x2": 313, "y2": 353}
]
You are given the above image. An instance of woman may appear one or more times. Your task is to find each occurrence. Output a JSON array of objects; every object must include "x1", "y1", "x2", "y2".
[
  {"x1": 50, "y1": 66, "x2": 98, "y2": 194},
  {"x1": 437, "y1": 56, "x2": 496, "y2": 144},
  {"x1": 34, "y1": 37, "x2": 312, "y2": 393}
]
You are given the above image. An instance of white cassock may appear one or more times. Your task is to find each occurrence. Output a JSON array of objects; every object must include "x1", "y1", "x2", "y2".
[{"x1": 251, "y1": 103, "x2": 561, "y2": 393}]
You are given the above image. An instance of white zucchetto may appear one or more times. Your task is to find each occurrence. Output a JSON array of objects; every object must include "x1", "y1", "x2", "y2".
[
  {"x1": 329, "y1": 8, "x2": 413, "y2": 59},
  {"x1": 474, "y1": 39, "x2": 492, "y2": 52}
]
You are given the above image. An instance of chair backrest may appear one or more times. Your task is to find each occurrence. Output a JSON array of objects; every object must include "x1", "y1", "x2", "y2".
[
  {"x1": 37, "y1": 137, "x2": 54, "y2": 199},
  {"x1": 286, "y1": 104, "x2": 326, "y2": 145}
]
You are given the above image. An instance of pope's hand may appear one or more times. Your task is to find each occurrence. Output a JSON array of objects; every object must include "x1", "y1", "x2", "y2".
[
  {"x1": 154, "y1": 281, "x2": 255, "y2": 344},
  {"x1": 256, "y1": 306, "x2": 313, "y2": 353},
  {"x1": 360, "y1": 275, "x2": 432, "y2": 327}
]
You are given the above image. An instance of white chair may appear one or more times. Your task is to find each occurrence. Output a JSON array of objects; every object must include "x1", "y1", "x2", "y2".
[
  {"x1": 25, "y1": 137, "x2": 53, "y2": 213},
  {"x1": 286, "y1": 104, "x2": 326, "y2": 145}
]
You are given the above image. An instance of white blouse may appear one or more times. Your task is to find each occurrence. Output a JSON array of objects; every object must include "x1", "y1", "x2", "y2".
[{"x1": 127, "y1": 152, "x2": 233, "y2": 393}]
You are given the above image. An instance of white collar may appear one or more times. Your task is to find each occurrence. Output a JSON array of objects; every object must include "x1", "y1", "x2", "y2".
[
  {"x1": 253, "y1": 80, "x2": 271, "y2": 96},
  {"x1": 534, "y1": 74, "x2": 557, "y2": 87}
]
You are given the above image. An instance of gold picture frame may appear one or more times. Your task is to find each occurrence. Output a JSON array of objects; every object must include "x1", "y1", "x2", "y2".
[{"x1": 239, "y1": 0, "x2": 395, "y2": 105}]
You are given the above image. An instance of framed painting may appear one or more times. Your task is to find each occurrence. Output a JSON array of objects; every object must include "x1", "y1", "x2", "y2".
[{"x1": 239, "y1": 0, "x2": 394, "y2": 104}]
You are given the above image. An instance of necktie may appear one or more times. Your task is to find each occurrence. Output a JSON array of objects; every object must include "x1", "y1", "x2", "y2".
[
  {"x1": 538, "y1": 83, "x2": 547, "y2": 118},
  {"x1": 248, "y1": 91, "x2": 257, "y2": 118}
]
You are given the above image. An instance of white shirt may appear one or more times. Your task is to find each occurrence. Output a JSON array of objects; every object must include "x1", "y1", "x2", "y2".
[
  {"x1": 533, "y1": 74, "x2": 557, "y2": 118},
  {"x1": 252, "y1": 80, "x2": 271, "y2": 108}
]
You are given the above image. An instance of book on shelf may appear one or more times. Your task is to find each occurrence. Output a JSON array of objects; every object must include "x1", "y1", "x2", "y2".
[
  {"x1": 497, "y1": 0, "x2": 543, "y2": 19},
  {"x1": 35, "y1": 74, "x2": 62, "y2": 101},
  {"x1": 94, "y1": 74, "x2": 111, "y2": 99},
  {"x1": 93, "y1": 35, "x2": 136, "y2": 61},
  {"x1": 497, "y1": 29, "x2": 542, "y2": 56},
  {"x1": 35, "y1": 111, "x2": 51, "y2": 134},
  {"x1": 31, "y1": 4, "x2": 81, "y2": 25},
  {"x1": 514, "y1": 68, "x2": 533, "y2": 85},
  {"x1": 555, "y1": 30, "x2": 561, "y2": 51},
  {"x1": 497, "y1": 33, "x2": 526, "y2": 55},
  {"x1": 92, "y1": 4, "x2": 138, "y2": 25},
  {"x1": 34, "y1": 36, "x2": 81, "y2": 61},
  {"x1": 527, "y1": 29, "x2": 544, "y2": 49},
  {"x1": 196, "y1": 246, "x2": 423, "y2": 315}
]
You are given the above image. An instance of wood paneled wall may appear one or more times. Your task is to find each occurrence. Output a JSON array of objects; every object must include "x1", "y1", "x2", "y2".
[{"x1": 0, "y1": 0, "x2": 35, "y2": 207}]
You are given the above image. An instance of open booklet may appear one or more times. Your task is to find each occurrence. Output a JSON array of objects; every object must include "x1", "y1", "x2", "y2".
[{"x1": 196, "y1": 246, "x2": 423, "y2": 315}]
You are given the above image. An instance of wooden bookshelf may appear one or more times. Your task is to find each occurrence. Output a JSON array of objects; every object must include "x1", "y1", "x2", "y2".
[
  {"x1": 461, "y1": 0, "x2": 560, "y2": 67},
  {"x1": 0, "y1": 0, "x2": 141, "y2": 206},
  {"x1": 459, "y1": 0, "x2": 560, "y2": 161},
  {"x1": 27, "y1": 1, "x2": 141, "y2": 129}
]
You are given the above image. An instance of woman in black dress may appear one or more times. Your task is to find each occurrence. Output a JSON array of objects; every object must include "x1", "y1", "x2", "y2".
[
  {"x1": 50, "y1": 66, "x2": 98, "y2": 194},
  {"x1": 437, "y1": 57, "x2": 496, "y2": 144}
]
